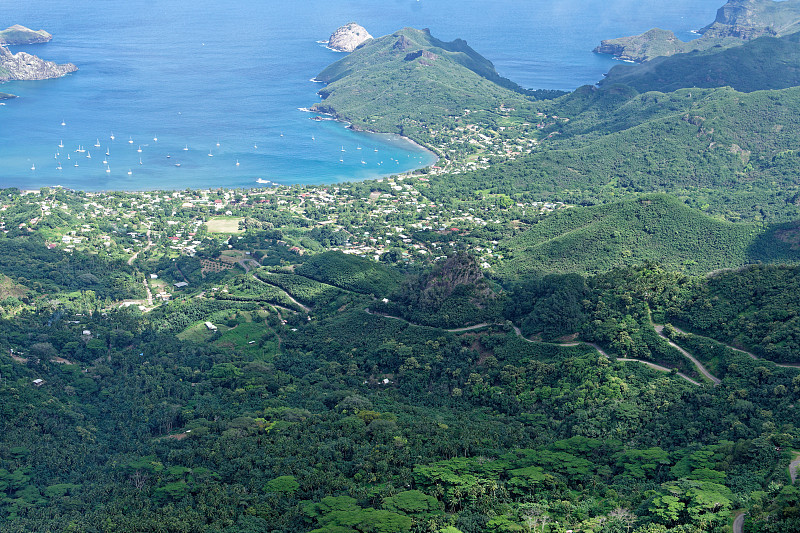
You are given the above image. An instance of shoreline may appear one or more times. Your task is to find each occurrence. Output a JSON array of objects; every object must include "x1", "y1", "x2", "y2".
[{"x1": 297, "y1": 106, "x2": 440, "y2": 172}]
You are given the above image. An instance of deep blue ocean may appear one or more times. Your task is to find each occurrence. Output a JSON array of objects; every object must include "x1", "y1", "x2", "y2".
[{"x1": 1, "y1": 0, "x2": 724, "y2": 191}]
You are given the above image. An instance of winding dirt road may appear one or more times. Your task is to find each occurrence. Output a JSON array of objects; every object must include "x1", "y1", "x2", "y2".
[{"x1": 654, "y1": 325, "x2": 721, "y2": 385}]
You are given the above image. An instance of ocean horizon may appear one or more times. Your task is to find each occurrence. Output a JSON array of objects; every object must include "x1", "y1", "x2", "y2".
[{"x1": 1, "y1": 0, "x2": 724, "y2": 191}]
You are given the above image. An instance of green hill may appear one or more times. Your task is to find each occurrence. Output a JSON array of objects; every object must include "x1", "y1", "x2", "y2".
[
  {"x1": 295, "y1": 251, "x2": 402, "y2": 296},
  {"x1": 310, "y1": 27, "x2": 535, "y2": 134},
  {"x1": 496, "y1": 195, "x2": 800, "y2": 278},
  {"x1": 600, "y1": 32, "x2": 800, "y2": 93}
]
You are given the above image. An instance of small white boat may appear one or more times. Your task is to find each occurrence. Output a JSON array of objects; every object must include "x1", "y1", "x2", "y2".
[
  {"x1": 167, "y1": 154, "x2": 171, "y2": 158},
  {"x1": 54, "y1": 153, "x2": 58, "y2": 159},
  {"x1": 357, "y1": 145, "x2": 362, "y2": 150},
  {"x1": 374, "y1": 148, "x2": 378, "y2": 152},
  {"x1": 86, "y1": 151, "x2": 91, "y2": 159},
  {"x1": 341, "y1": 146, "x2": 345, "y2": 152},
  {"x1": 312, "y1": 135, "x2": 315, "y2": 141},
  {"x1": 139, "y1": 157, "x2": 143, "y2": 165},
  {"x1": 280, "y1": 132, "x2": 283, "y2": 137},
  {"x1": 256, "y1": 178, "x2": 270, "y2": 184},
  {"x1": 61, "y1": 120, "x2": 66, "y2": 126},
  {"x1": 339, "y1": 158, "x2": 343, "y2": 162},
  {"x1": 30, "y1": 163, "x2": 35, "y2": 170},
  {"x1": 110, "y1": 132, "x2": 115, "y2": 140},
  {"x1": 94, "y1": 139, "x2": 100, "y2": 147},
  {"x1": 106, "y1": 165, "x2": 111, "y2": 173},
  {"x1": 56, "y1": 164, "x2": 62, "y2": 170},
  {"x1": 174, "y1": 163, "x2": 181, "y2": 167},
  {"x1": 58, "y1": 140, "x2": 64, "y2": 148},
  {"x1": 216, "y1": 140, "x2": 220, "y2": 147},
  {"x1": 183, "y1": 144, "x2": 188, "y2": 151},
  {"x1": 67, "y1": 154, "x2": 70, "y2": 160},
  {"x1": 208, "y1": 150, "x2": 213, "y2": 157},
  {"x1": 128, "y1": 137, "x2": 133, "y2": 144},
  {"x1": 74, "y1": 162, "x2": 79, "y2": 167},
  {"x1": 127, "y1": 169, "x2": 132, "y2": 175},
  {"x1": 76, "y1": 145, "x2": 85, "y2": 153},
  {"x1": 153, "y1": 135, "x2": 158, "y2": 142},
  {"x1": 137, "y1": 146, "x2": 142, "y2": 153},
  {"x1": 254, "y1": 143, "x2": 257, "y2": 149},
  {"x1": 106, "y1": 148, "x2": 110, "y2": 156},
  {"x1": 235, "y1": 160, "x2": 240, "y2": 166},
  {"x1": 103, "y1": 159, "x2": 107, "y2": 164}
]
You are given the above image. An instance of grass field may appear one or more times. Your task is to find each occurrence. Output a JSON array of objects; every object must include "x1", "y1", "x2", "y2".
[{"x1": 206, "y1": 217, "x2": 244, "y2": 234}]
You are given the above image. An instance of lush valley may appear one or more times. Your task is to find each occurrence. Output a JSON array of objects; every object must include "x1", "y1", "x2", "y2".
[{"x1": 3, "y1": 2, "x2": 800, "y2": 532}]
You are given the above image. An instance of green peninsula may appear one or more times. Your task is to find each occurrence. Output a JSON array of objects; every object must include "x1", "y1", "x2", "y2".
[{"x1": 311, "y1": 27, "x2": 554, "y2": 135}]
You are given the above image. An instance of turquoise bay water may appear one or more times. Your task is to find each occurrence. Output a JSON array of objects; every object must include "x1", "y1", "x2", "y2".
[{"x1": 1, "y1": 0, "x2": 723, "y2": 191}]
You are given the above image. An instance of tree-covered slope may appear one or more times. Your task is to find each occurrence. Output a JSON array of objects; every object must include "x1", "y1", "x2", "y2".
[
  {"x1": 427, "y1": 84, "x2": 800, "y2": 222},
  {"x1": 601, "y1": 31, "x2": 800, "y2": 93},
  {"x1": 496, "y1": 195, "x2": 800, "y2": 277},
  {"x1": 311, "y1": 28, "x2": 534, "y2": 133}
]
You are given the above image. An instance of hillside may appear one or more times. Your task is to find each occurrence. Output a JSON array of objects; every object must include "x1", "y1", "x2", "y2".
[
  {"x1": 424, "y1": 84, "x2": 800, "y2": 222},
  {"x1": 311, "y1": 27, "x2": 534, "y2": 134},
  {"x1": 600, "y1": 31, "x2": 800, "y2": 92},
  {"x1": 496, "y1": 195, "x2": 800, "y2": 277}
]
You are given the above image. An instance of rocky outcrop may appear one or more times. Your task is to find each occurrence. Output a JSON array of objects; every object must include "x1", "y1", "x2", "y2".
[
  {"x1": 393, "y1": 35, "x2": 412, "y2": 52},
  {"x1": 0, "y1": 46, "x2": 77, "y2": 82},
  {"x1": 0, "y1": 24, "x2": 52, "y2": 45},
  {"x1": 327, "y1": 22, "x2": 372, "y2": 52}
]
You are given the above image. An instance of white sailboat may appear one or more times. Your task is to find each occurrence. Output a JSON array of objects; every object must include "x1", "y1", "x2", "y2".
[
  {"x1": 128, "y1": 136, "x2": 133, "y2": 144},
  {"x1": 153, "y1": 135, "x2": 158, "y2": 142},
  {"x1": 106, "y1": 148, "x2": 110, "y2": 156},
  {"x1": 94, "y1": 139, "x2": 100, "y2": 147},
  {"x1": 341, "y1": 146, "x2": 345, "y2": 152},
  {"x1": 86, "y1": 151, "x2": 91, "y2": 159},
  {"x1": 110, "y1": 132, "x2": 115, "y2": 140},
  {"x1": 103, "y1": 159, "x2": 107, "y2": 164},
  {"x1": 30, "y1": 163, "x2": 35, "y2": 171},
  {"x1": 139, "y1": 157, "x2": 143, "y2": 165},
  {"x1": 137, "y1": 146, "x2": 142, "y2": 153},
  {"x1": 208, "y1": 150, "x2": 213, "y2": 157},
  {"x1": 128, "y1": 169, "x2": 132, "y2": 175},
  {"x1": 58, "y1": 140, "x2": 64, "y2": 148},
  {"x1": 106, "y1": 165, "x2": 111, "y2": 173},
  {"x1": 183, "y1": 144, "x2": 188, "y2": 151},
  {"x1": 56, "y1": 163, "x2": 62, "y2": 170},
  {"x1": 61, "y1": 120, "x2": 66, "y2": 126},
  {"x1": 235, "y1": 160, "x2": 240, "y2": 166}
]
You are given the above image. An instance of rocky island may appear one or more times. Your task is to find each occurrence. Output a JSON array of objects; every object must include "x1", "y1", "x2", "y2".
[
  {"x1": 0, "y1": 45, "x2": 77, "y2": 82},
  {"x1": 594, "y1": 0, "x2": 800, "y2": 62},
  {"x1": 327, "y1": 22, "x2": 372, "y2": 52},
  {"x1": 0, "y1": 24, "x2": 53, "y2": 45}
]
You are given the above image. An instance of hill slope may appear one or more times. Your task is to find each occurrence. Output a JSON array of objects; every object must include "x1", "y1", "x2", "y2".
[{"x1": 496, "y1": 195, "x2": 800, "y2": 277}]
